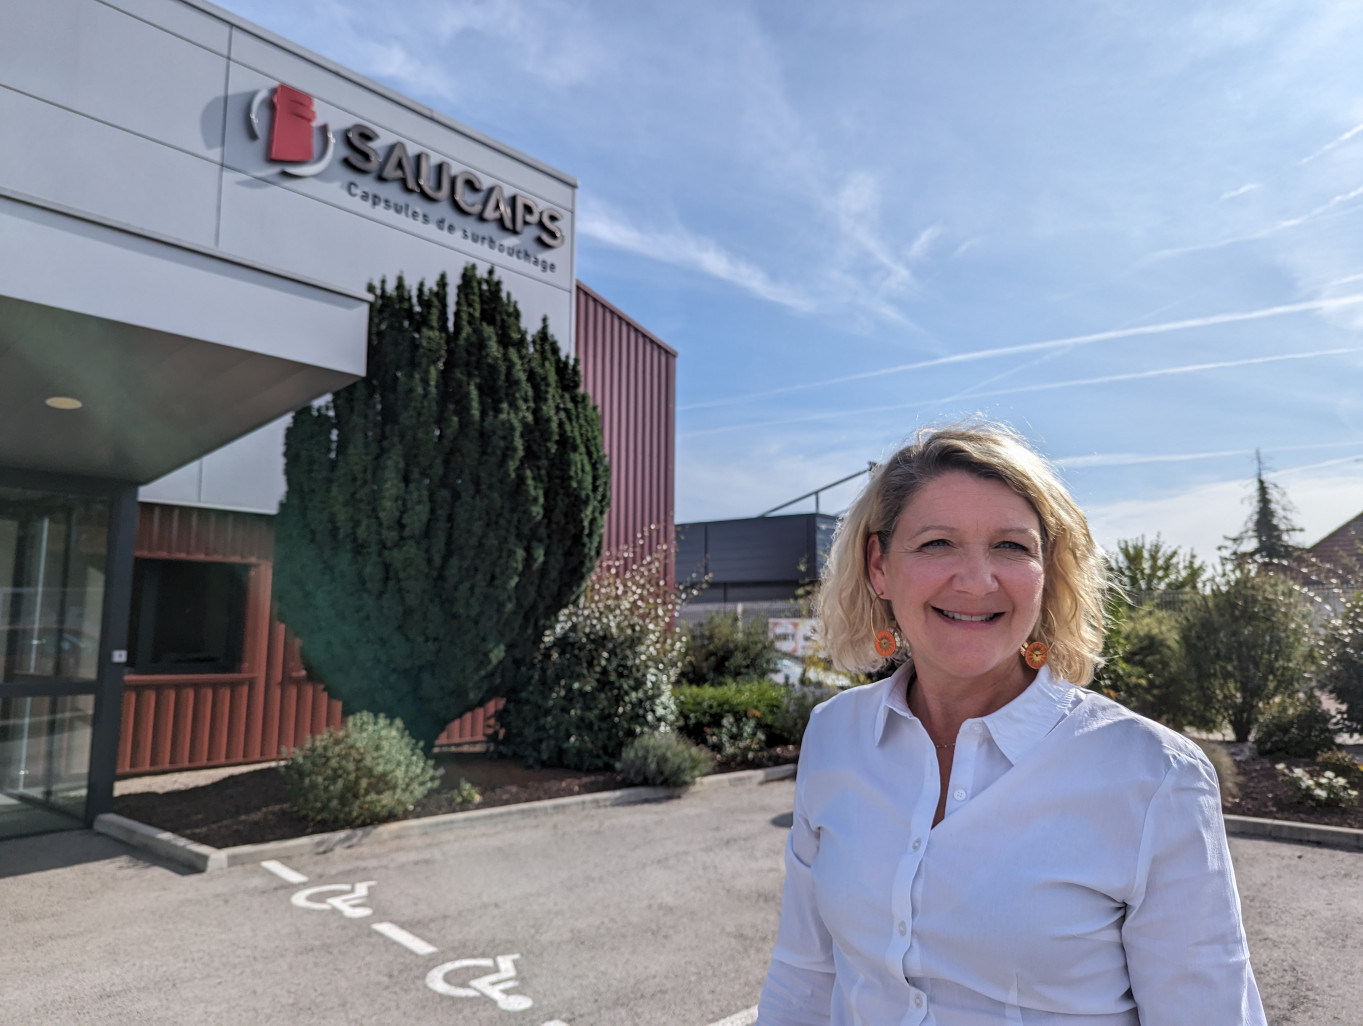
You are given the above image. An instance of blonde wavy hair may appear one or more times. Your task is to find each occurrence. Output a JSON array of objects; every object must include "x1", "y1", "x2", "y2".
[{"x1": 818, "y1": 421, "x2": 1106, "y2": 684}]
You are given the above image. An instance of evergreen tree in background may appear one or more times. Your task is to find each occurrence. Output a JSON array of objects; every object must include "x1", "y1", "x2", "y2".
[
  {"x1": 273, "y1": 266, "x2": 610, "y2": 746},
  {"x1": 1107, "y1": 534, "x2": 1205, "y2": 598},
  {"x1": 1226, "y1": 450, "x2": 1302, "y2": 562}
]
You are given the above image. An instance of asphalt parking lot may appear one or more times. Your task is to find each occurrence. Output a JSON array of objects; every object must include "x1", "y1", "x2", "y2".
[{"x1": 1, "y1": 779, "x2": 1360, "y2": 1025}]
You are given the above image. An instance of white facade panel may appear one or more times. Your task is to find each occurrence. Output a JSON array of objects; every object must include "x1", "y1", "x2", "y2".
[
  {"x1": 141, "y1": 415, "x2": 289, "y2": 513},
  {"x1": 0, "y1": 197, "x2": 367, "y2": 376},
  {"x1": 138, "y1": 458, "x2": 202, "y2": 505},
  {"x1": 101, "y1": 0, "x2": 231, "y2": 52},
  {"x1": 197, "y1": 415, "x2": 289, "y2": 511},
  {"x1": 0, "y1": 0, "x2": 229, "y2": 156},
  {"x1": 0, "y1": 0, "x2": 576, "y2": 352},
  {"x1": 216, "y1": 168, "x2": 573, "y2": 348},
  {"x1": 1, "y1": 0, "x2": 578, "y2": 485},
  {"x1": 0, "y1": 88, "x2": 220, "y2": 247}
]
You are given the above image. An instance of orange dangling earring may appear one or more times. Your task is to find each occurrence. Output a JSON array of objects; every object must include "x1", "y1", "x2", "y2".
[
  {"x1": 1021, "y1": 640, "x2": 1048, "y2": 669},
  {"x1": 874, "y1": 630, "x2": 898, "y2": 658}
]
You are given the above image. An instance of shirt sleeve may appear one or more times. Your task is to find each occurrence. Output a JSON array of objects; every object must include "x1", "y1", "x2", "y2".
[
  {"x1": 1121, "y1": 752, "x2": 1267, "y2": 1026},
  {"x1": 757, "y1": 777, "x2": 836, "y2": 1026}
]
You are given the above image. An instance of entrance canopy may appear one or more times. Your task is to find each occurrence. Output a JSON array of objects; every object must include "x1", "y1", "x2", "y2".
[{"x1": 0, "y1": 192, "x2": 368, "y2": 483}]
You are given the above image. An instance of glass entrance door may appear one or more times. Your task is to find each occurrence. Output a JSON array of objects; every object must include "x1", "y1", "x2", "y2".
[{"x1": 0, "y1": 486, "x2": 109, "y2": 838}]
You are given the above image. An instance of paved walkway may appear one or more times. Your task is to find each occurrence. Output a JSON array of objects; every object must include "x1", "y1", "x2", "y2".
[{"x1": 3, "y1": 779, "x2": 1361, "y2": 1024}]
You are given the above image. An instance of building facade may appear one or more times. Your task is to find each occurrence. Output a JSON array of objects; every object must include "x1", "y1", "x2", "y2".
[
  {"x1": 1, "y1": 0, "x2": 672, "y2": 838},
  {"x1": 676, "y1": 513, "x2": 836, "y2": 623}
]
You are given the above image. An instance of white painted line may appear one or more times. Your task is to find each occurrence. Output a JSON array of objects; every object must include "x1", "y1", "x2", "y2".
[
  {"x1": 706, "y1": 1008, "x2": 758, "y2": 1026},
  {"x1": 260, "y1": 859, "x2": 308, "y2": 884},
  {"x1": 540, "y1": 1021, "x2": 571, "y2": 1025},
  {"x1": 371, "y1": 921, "x2": 439, "y2": 956}
]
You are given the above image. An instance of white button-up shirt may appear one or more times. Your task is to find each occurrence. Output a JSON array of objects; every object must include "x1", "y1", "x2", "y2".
[{"x1": 758, "y1": 663, "x2": 1266, "y2": 1025}]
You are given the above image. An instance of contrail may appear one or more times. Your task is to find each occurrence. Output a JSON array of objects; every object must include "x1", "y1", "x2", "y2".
[
  {"x1": 1299, "y1": 121, "x2": 1363, "y2": 165},
  {"x1": 1057, "y1": 437, "x2": 1363, "y2": 470},
  {"x1": 1268, "y1": 453, "x2": 1363, "y2": 477},
  {"x1": 681, "y1": 346, "x2": 1363, "y2": 438},
  {"x1": 680, "y1": 294, "x2": 1363, "y2": 412}
]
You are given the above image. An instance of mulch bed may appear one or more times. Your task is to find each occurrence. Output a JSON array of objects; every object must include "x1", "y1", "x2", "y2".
[
  {"x1": 113, "y1": 745, "x2": 801, "y2": 850},
  {"x1": 1221, "y1": 755, "x2": 1363, "y2": 831},
  {"x1": 112, "y1": 745, "x2": 1361, "y2": 850}
]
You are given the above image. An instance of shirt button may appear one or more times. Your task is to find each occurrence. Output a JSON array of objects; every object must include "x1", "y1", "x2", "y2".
[
  {"x1": 915, "y1": 994, "x2": 924, "y2": 1008},
  {"x1": 953, "y1": 788, "x2": 967, "y2": 801},
  {"x1": 897, "y1": 920, "x2": 907, "y2": 936},
  {"x1": 912, "y1": 837, "x2": 922, "y2": 851}
]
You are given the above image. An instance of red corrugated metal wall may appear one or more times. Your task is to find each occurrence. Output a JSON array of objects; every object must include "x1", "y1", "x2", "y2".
[
  {"x1": 117, "y1": 282, "x2": 676, "y2": 775},
  {"x1": 117, "y1": 506, "x2": 347, "y2": 775},
  {"x1": 575, "y1": 281, "x2": 677, "y2": 565}
]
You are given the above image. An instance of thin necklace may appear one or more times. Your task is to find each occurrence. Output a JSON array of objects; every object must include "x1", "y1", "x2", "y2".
[{"x1": 933, "y1": 741, "x2": 956, "y2": 749}]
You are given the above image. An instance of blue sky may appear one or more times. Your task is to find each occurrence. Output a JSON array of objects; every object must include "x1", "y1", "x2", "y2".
[{"x1": 218, "y1": 0, "x2": 1363, "y2": 564}]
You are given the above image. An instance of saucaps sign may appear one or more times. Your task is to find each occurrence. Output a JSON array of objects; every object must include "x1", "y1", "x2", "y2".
[{"x1": 248, "y1": 84, "x2": 566, "y2": 251}]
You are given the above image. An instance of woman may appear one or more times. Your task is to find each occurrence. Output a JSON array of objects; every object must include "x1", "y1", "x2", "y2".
[{"x1": 758, "y1": 423, "x2": 1264, "y2": 1025}]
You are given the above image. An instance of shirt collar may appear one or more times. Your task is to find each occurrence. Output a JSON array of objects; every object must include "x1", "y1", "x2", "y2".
[{"x1": 874, "y1": 661, "x2": 1075, "y2": 765}]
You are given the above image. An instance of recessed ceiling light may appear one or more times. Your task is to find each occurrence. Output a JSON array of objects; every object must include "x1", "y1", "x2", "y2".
[{"x1": 45, "y1": 396, "x2": 83, "y2": 410}]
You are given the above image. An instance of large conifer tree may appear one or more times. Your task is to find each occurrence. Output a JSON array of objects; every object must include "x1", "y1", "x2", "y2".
[
  {"x1": 273, "y1": 266, "x2": 610, "y2": 745},
  {"x1": 1226, "y1": 450, "x2": 1302, "y2": 562}
]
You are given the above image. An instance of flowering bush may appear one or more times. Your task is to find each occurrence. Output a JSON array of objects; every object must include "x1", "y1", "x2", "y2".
[
  {"x1": 492, "y1": 530, "x2": 685, "y2": 771},
  {"x1": 704, "y1": 711, "x2": 769, "y2": 764},
  {"x1": 1276, "y1": 763, "x2": 1360, "y2": 808}
]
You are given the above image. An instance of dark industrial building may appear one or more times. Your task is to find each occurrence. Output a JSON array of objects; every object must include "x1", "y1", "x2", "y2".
[{"x1": 676, "y1": 513, "x2": 836, "y2": 623}]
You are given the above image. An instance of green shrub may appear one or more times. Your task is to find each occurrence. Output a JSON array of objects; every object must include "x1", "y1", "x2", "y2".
[
  {"x1": 493, "y1": 535, "x2": 683, "y2": 771},
  {"x1": 280, "y1": 711, "x2": 439, "y2": 829},
  {"x1": 449, "y1": 777, "x2": 482, "y2": 808},
  {"x1": 1319, "y1": 592, "x2": 1363, "y2": 736},
  {"x1": 617, "y1": 733, "x2": 714, "y2": 787},
  {"x1": 675, "y1": 680, "x2": 783, "y2": 738},
  {"x1": 678, "y1": 613, "x2": 782, "y2": 686},
  {"x1": 1253, "y1": 691, "x2": 1337, "y2": 759},
  {"x1": 1315, "y1": 747, "x2": 1363, "y2": 785},
  {"x1": 1180, "y1": 567, "x2": 1317, "y2": 742},
  {"x1": 1095, "y1": 602, "x2": 1209, "y2": 731}
]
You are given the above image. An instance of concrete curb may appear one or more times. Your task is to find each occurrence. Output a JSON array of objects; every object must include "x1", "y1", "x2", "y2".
[
  {"x1": 95, "y1": 763, "x2": 797, "y2": 873},
  {"x1": 94, "y1": 813, "x2": 227, "y2": 871},
  {"x1": 1224, "y1": 814, "x2": 1363, "y2": 852}
]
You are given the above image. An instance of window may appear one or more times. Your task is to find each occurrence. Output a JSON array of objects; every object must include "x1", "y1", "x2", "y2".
[
  {"x1": 128, "y1": 560, "x2": 247, "y2": 674},
  {"x1": 0, "y1": 487, "x2": 108, "y2": 685}
]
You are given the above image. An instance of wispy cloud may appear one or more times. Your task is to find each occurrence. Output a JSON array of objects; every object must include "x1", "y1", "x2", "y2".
[
  {"x1": 681, "y1": 346, "x2": 1363, "y2": 438},
  {"x1": 909, "y1": 224, "x2": 944, "y2": 262},
  {"x1": 1268, "y1": 453, "x2": 1363, "y2": 477},
  {"x1": 578, "y1": 203, "x2": 815, "y2": 312},
  {"x1": 1219, "y1": 183, "x2": 1261, "y2": 201},
  {"x1": 680, "y1": 294, "x2": 1363, "y2": 411},
  {"x1": 1147, "y1": 180, "x2": 1363, "y2": 262},
  {"x1": 1298, "y1": 120, "x2": 1363, "y2": 165},
  {"x1": 1057, "y1": 438, "x2": 1363, "y2": 469}
]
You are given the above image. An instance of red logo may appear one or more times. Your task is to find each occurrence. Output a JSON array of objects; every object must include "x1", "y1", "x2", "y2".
[
  {"x1": 249, "y1": 84, "x2": 334, "y2": 177},
  {"x1": 269, "y1": 84, "x2": 317, "y2": 162}
]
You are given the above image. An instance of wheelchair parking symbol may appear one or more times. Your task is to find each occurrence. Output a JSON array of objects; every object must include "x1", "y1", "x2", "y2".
[
  {"x1": 290, "y1": 881, "x2": 376, "y2": 918},
  {"x1": 427, "y1": 953, "x2": 533, "y2": 1011},
  {"x1": 268, "y1": 862, "x2": 562, "y2": 1018}
]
